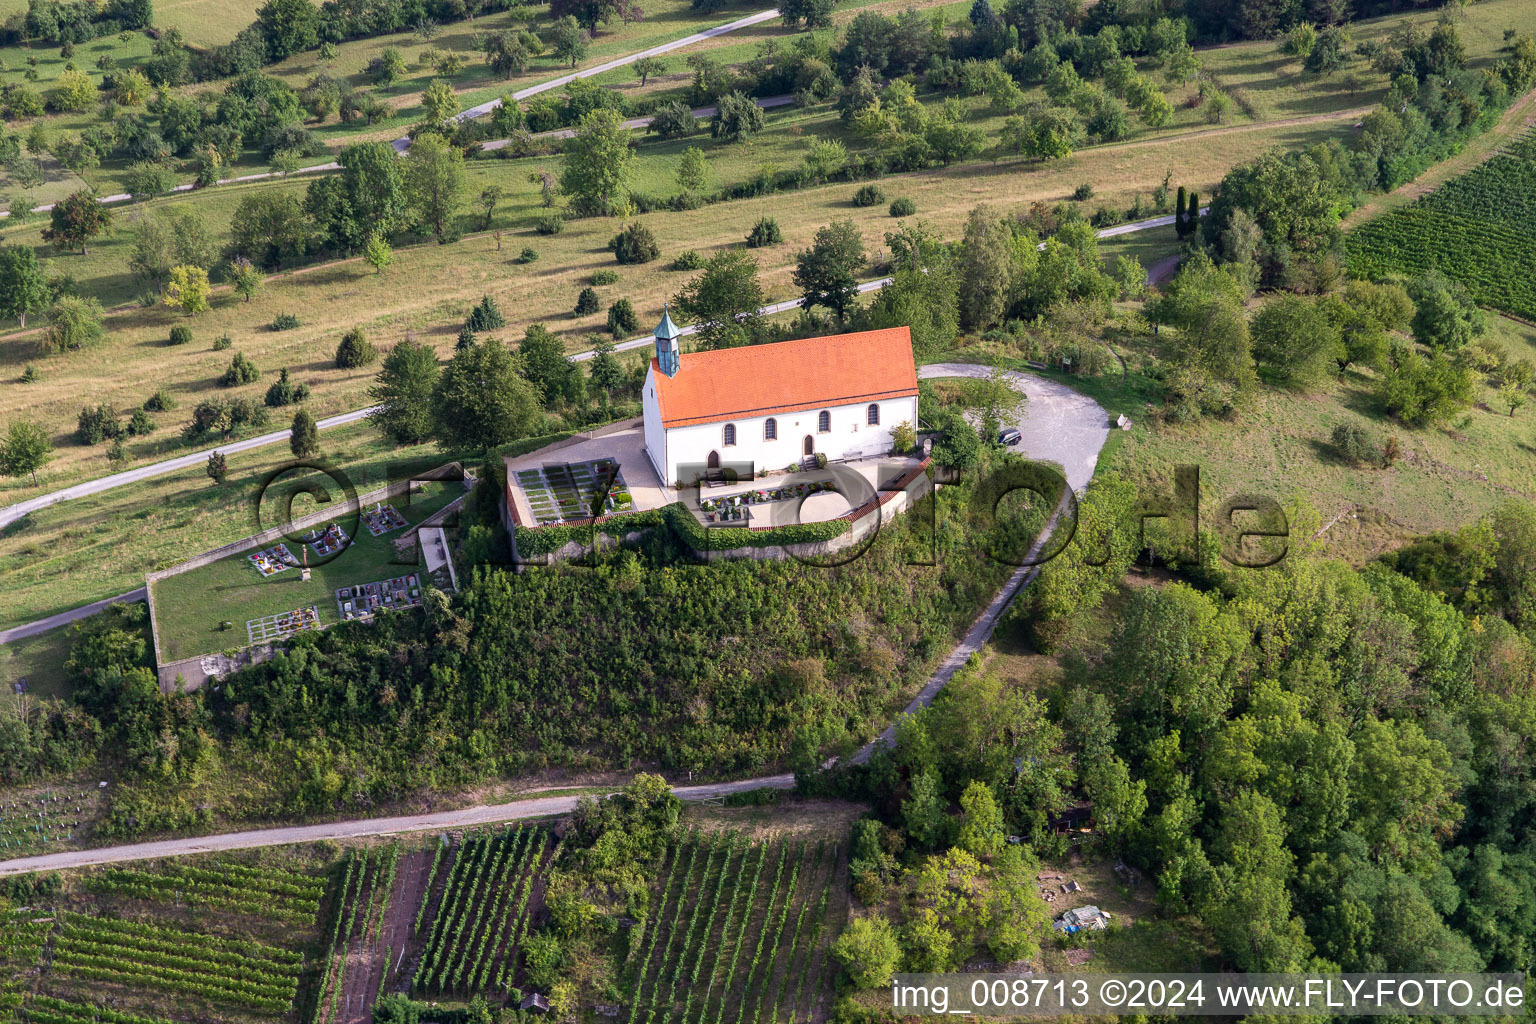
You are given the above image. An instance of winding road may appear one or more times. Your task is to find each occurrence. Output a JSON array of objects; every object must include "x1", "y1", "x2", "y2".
[{"x1": 0, "y1": 362, "x2": 1108, "y2": 876}]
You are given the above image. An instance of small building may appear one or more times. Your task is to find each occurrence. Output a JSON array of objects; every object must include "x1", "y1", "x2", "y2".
[
  {"x1": 641, "y1": 311, "x2": 919, "y2": 488},
  {"x1": 520, "y1": 993, "x2": 550, "y2": 1014},
  {"x1": 1053, "y1": 905, "x2": 1110, "y2": 933}
]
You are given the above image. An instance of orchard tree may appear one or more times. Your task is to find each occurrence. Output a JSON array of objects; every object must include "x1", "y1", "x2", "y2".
[
  {"x1": 0, "y1": 420, "x2": 53, "y2": 485},
  {"x1": 206, "y1": 449, "x2": 228, "y2": 484},
  {"x1": 793, "y1": 219, "x2": 865, "y2": 320},
  {"x1": 779, "y1": 0, "x2": 835, "y2": 28},
  {"x1": 432, "y1": 338, "x2": 542, "y2": 449},
  {"x1": 42, "y1": 191, "x2": 110, "y2": 254},
  {"x1": 551, "y1": 0, "x2": 618, "y2": 33},
  {"x1": 830, "y1": 916, "x2": 901, "y2": 989},
  {"x1": 478, "y1": 185, "x2": 504, "y2": 230},
  {"x1": 0, "y1": 245, "x2": 50, "y2": 328},
  {"x1": 589, "y1": 339, "x2": 625, "y2": 394},
  {"x1": 421, "y1": 78, "x2": 458, "y2": 124},
  {"x1": 711, "y1": 92, "x2": 765, "y2": 142},
  {"x1": 406, "y1": 133, "x2": 466, "y2": 243},
  {"x1": 632, "y1": 55, "x2": 667, "y2": 85},
  {"x1": 230, "y1": 256, "x2": 265, "y2": 301},
  {"x1": 673, "y1": 250, "x2": 766, "y2": 348},
  {"x1": 43, "y1": 295, "x2": 105, "y2": 353},
  {"x1": 163, "y1": 265, "x2": 212, "y2": 316},
  {"x1": 675, "y1": 146, "x2": 709, "y2": 196},
  {"x1": 368, "y1": 338, "x2": 441, "y2": 445},
  {"x1": 561, "y1": 108, "x2": 635, "y2": 216},
  {"x1": 551, "y1": 17, "x2": 590, "y2": 67},
  {"x1": 364, "y1": 233, "x2": 394, "y2": 274}
]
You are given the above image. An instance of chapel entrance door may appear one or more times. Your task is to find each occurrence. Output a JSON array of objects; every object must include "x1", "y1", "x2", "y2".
[
  {"x1": 707, "y1": 450, "x2": 720, "y2": 469},
  {"x1": 803, "y1": 435, "x2": 814, "y2": 457}
]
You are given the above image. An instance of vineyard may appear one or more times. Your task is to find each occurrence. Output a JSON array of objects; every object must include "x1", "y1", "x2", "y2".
[
  {"x1": 0, "y1": 855, "x2": 329, "y2": 1024},
  {"x1": 1346, "y1": 131, "x2": 1536, "y2": 322},
  {"x1": 410, "y1": 825, "x2": 556, "y2": 1002},
  {"x1": 623, "y1": 829, "x2": 845, "y2": 1024}
]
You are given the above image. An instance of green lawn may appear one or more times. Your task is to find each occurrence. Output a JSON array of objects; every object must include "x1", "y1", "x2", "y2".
[
  {"x1": 150, "y1": 478, "x2": 460, "y2": 662},
  {"x1": 0, "y1": 621, "x2": 74, "y2": 710}
]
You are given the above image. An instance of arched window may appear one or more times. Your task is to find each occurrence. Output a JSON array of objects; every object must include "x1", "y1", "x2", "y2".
[
  {"x1": 866, "y1": 403, "x2": 880, "y2": 425},
  {"x1": 723, "y1": 423, "x2": 737, "y2": 446},
  {"x1": 764, "y1": 417, "x2": 777, "y2": 440},
  {"x1": 817, "y1": 410, "x2": 831, "y2": 433}
]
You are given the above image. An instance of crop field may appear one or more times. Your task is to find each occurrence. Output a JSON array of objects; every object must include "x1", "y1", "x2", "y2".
[
  {"x1": 624, "y1": 827, "x2": 844, "y2": 1024},
  {"x1": 1346, "y1": 131, "x2": 1536, "y2": 322},
  {"x1": 409, "y1": 824, "x2": 555, "y2": 1001},
  {"x1": 0, "y1": 854, "x2": 330, "y2": 1023}
]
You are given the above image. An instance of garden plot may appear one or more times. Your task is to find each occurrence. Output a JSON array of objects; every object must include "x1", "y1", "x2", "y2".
[
  {"x1": 362, "y1": 504, "x2": 410, "y2": 536},
  {"x1": 516, "y1": 459, "x2": 635, "y2": 525},
  {"x1": 0, "y1": 786, "x2": 100, "y2": 855},
  {"x1": 247, "y1": 543, "x2": 299, "y2": 577}
]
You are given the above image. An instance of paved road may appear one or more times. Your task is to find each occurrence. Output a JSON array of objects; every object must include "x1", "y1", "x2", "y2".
[
  {"x1": 0, "y1": 588, "x2": 147, "y2": 645},
  {"x1": 0, "y1": 9, "x2": 785, "y2": 219},
  {"x1": 0, "y1": 775, "x2": 793, "y2": 876},
  {"x1": 850, "y1": 364, "x2": 1109, "y2": 761}
]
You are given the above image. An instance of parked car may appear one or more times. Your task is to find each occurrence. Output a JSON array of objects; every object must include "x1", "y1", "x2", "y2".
[{"x1": 998, "y1": 427, "x2": 1022, "y2": 446}]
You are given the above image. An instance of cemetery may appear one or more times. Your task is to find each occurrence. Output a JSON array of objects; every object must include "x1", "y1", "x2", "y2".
[{"x1": 149, "y1": 481, "x2": 463, "y2": 665}]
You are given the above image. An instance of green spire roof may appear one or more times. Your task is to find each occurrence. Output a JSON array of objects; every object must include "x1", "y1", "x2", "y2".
[{"x1": 655, "y1": 304, "x2": 681, "y2": 341}]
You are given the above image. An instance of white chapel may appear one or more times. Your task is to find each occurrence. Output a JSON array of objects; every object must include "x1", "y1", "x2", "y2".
[{"x1": 640, "y1": 309, "x2": 920, "y2": 488}]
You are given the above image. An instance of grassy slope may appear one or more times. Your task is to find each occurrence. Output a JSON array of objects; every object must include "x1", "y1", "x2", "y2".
[
  {"x1": 0, "y1": 111, "x2": 1345, "y2": 493},
  {"x1": 1076, "y1": 314, "x2": 1536, "y2": 565}
]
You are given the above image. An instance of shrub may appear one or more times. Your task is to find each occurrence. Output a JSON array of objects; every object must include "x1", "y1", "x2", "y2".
[
  {"x1": 168, "y1": 325, "x2": 192, "y2": 346},
  {"x1": 213, "y1": 334, "x2": 232, "y2": 351},
  {"x1": 20, "y1": 364, "x2": 38, "y2": 383},
  {"x1": 591, "y1": 269, "x2": 619, "y2": 286},
  {"x1": 852, "y1": 183, "x2": 886, "y2": 207},
  {"x1": 144, "y1": 388, "x2": 175, "y2": 412},
  {"x1": 1073, "y1": 182, "x2": 1095, "y2": 200},
  {"x1": 575, "y1": 287, "x2": 601, "y2": 315},
  {"x1": 535, "y1": 210, "x2": 565, "y2": 235},
  {"x1": 76, "y1": 404, "x2": 121, "y2": 445},
  {"x1": 518, "y1": 246, "x2": 539, "y2": 263},
  {"x1": 1331, "y1": 422, "x2": 1380, "y2": 467},
  {"x1": 219, "y1": 352, "x2": 261, "y2": 387},
  {"x1": 609, "y1": 222, "x2": 660, "y2": 265},
  {"x1": 270, "y1": 312, "x2": 301, "y2": 330},
  {"x1": 457, "y1": 324, "x2": 477, "y2": 350},
  {"x1": 467, "y1": 295, "x2": 506, "y2": 331},
  {"x1": 889, "y1": 196, "x2": 917, "y2": 216},
  {"x1": 127, "y1": 408, "x2": 155, "y2": 436},
  {"x1": 265, "y1": 367, "x2": 311, "y2": 407},
  {"x1": 746, "y1": 216, "x2": 783, "y2": 248},
  {"x1": 607, "y1": 298, "x2": 639, "y2": 336},
  {"x1": 335, "y1": 327, "x2": 377, "y2": 369},
  {"x1": 671, "y1": 249, "x2": 704, "y2": 271}
]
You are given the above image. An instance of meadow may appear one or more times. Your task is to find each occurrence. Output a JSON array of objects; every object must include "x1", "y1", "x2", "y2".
[{"x1": 0, "y1": 111, "x2": 1349, "y2": 492}]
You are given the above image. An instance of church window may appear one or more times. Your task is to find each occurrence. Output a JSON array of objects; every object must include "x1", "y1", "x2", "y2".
[
  {"x1": 818, "y1": 410, "x2": 831, "y2": 433},
  {"x1": 867, "y1": 404, "x2": 880, "y2": 425},
  {"x1": 723, "y1": 423, "x2": 737, "y2": 446},
  {"x1": 764, "y1": 418, "x2": 777, "y2": 440}
]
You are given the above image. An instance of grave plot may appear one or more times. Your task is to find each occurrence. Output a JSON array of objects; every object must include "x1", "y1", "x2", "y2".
[
  {"x1": 303, "y1": 523, "x2": 351, "y2": 558},
  {"x1": 361, "y1": 504, "x2": 409, "y2": 536},
  {"x1": 247, "y1": 543, "x2": 299, "y2": 577},
  {"x1": 246, "y1": 606, "x2": 322, "y2": 645},
  {"x1": 335, "y1": 575, "x2": 423, "y2": 621}
]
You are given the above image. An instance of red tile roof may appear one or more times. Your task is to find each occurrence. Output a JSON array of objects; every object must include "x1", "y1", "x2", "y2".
[{"x1": 651, "y1": 327, "x2": 917, "y2": 428}]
